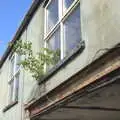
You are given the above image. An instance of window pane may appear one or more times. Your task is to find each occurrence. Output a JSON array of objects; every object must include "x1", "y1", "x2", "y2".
[
  {"x1": 16, "y1": 55, "x2": 21, "y2": 72},
  {"x1": 46, "y1": 0, "x2": 58, "y2": 33},
  {"x1": 10, "y1": 56, "x2": 15, "y2": 77},
  {"x1": 14, "y1": 73, "x2": 19, "y2": 101},
  {"x1": 47, "y1": 29, "x2": 60, "y2": 70},
  {"x1": 9, "y1": 80, "x2": 14, "y2": 103},
  {"x1": 63, "y1": 4, "x2": 81, "y2": 56},
  {"x1": 63, "y1": 0, "x2": 75, "y2": 12},
  {"x1": 47, "y1": 29, "x2": 60, "y2": 51}
]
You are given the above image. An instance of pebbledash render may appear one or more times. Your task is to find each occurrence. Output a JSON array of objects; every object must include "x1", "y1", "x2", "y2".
[{"x1": 0, "y1": 0, "x2": 120, "y2": 120}]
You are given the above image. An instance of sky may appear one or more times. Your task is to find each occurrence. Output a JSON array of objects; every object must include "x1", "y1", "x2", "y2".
[{"x1": 0, "y1": 0, "x2": 32, "y2": 57}]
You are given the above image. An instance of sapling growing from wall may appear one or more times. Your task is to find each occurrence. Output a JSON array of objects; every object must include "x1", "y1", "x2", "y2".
[{"x1": 12, "y1": 40, "x2": 60, "y2": 81}]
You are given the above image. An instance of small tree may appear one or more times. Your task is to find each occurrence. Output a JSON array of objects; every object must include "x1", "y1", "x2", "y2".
[{"x1": 12, "y1": 40, "x2": 60, "y2": 81}]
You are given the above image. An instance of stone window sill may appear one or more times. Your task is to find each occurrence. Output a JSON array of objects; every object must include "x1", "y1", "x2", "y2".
[
  {"x1": 38, "y1": 40, "x2": 85, "y2": 85},
  {"x1": 3, "y1": 101, "x2": 18, "y2": 112}
]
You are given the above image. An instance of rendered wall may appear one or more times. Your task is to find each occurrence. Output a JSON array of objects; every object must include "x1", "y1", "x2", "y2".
[
  {"x1": 27, "y1": 0, "x2": 120, "y2": 102},
  {"x1": 0, "y1": 3, "x2": 44, "y2": 120},
  {"x1": 0, "y1": 0, "x2": 120, "y2": 120}
]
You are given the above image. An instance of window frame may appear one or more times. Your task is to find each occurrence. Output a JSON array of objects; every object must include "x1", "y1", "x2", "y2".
[
  {"x1": 8, "y1": 53, "x2": 20, "y2": 104},
  {"x1": 44, "y1": 0, "x2": 81, "y2": 60}
]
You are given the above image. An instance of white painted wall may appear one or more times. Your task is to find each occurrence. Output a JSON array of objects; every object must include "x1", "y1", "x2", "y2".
[
  {"x1": 28, "y1": 0, "x2": 120, "y2": 101},
  {"x1": 0, "y1": 0, "x2": 120, "y2": 120}
]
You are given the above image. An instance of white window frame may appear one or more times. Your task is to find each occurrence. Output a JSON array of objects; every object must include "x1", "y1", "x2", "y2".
[
  {"x1": 44, "y1": 0, "x2": 80, "y2": 60},
  {"x1": 8, "y1": 53, "x2": 20, "y2": 103}
]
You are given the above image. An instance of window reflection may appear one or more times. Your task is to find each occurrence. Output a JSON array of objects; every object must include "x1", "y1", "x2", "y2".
[
  {"x1": 45, "y1": 0, "x2": 81, "y2": 61},
  {"x1": 63, "y1": 0, "x2": 75, "y2": 13},
  {"x1": 47, "y1": 0, "x2": 58, "y2": 33},
  {"x1": 9, "y1": 53, "x2": 20, "y2": 103},
  {"x1": 47, "y1": 28, "x2": 61, "y2": 70},
  {"x1": 9, "y1": 79, "x2": 14, "y2": 103},
  {"x1": 10, "y1": 56, "x2": 14, "y2": 77},
  {"x1": 15, "y1": 73, "x2": 19, "y2": 101},
  {"x1": 16, "y1": 55, "x2": 21, "y2": 72},
  {"x1": 47, "y1": 28, "x2": 60, "y2": 51},
  {"x1": 63, "y1": 4, "x2": 81, "y2": 56}
]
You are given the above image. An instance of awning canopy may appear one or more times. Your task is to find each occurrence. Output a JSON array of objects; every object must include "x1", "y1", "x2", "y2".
[
  {"x1": 33, "y1": 74, "x2": 120, "y2": 120},
  {"x1": 26, "y1": 47, "x2": 120, "y2": 120}
]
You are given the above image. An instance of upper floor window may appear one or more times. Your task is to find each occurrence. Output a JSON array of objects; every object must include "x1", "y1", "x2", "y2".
[
  {"x1": 8, "y1": 53, "x2": 20, "y2": 104},
  {"x1": 44, "y1": 0, "x2": 81, "y2": 60}
]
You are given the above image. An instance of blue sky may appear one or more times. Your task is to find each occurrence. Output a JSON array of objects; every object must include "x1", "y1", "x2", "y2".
[{"x1": 0, "y1": 0, "x2": 32, "y2": 57}]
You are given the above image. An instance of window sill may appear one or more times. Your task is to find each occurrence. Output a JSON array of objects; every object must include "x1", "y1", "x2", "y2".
[
  {"x1": 38, "y1": 40, "x2": 85, "y2": 85},
  {"x1": 3, "y1": 101, "x2": 18, "y2": 112}
]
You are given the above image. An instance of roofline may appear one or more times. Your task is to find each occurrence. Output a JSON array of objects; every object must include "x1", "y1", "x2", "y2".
[{"x1": 0, "y1": 0, "x2": 44, "y2": 68}]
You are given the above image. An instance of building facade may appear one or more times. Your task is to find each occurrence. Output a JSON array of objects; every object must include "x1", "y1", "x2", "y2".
[{"x1": 0, "y1": 0, "x2": 120, "y2": 120}]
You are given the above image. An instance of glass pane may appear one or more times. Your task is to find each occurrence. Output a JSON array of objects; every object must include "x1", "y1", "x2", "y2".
[
  {"x1": 63, "y1": 0, "x2": 75, "y2": 13},
  {"x1": 46, "y1": 0, "x2": 58, "y2": 33},
  {"x1": 63, "y1": 4, "x2": 81, "y2": 56},
  {"x1": 10, "y1": 56, "x2": 15, "y2": 77},
  {"x1": 9, "y1": 80, "x2": 14, "y2": 103},
  {"x1": 47, "y1": 29, "x2": 61, "y2": 70},
  {"x1": 16, "y1": 54, "x2": 21, "y2": 72},
  {"x1": 14, "y1": 73, "x2": 19, "y2": 101},
  {"x1": 47, "y1": 29, "x2": 60, "y2": 51}
]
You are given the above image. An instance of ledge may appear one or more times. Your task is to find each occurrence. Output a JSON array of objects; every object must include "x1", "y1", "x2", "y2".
[
  {"x1": 38, "y1": 41, "x2": 85, "y2": 85},
  {"x1": 3, "y1": 101, "x2": 18, "y2": 112},
  {"x1": 25, "y1": 43, "x2": 120, "y2": 110}
]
